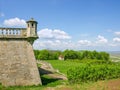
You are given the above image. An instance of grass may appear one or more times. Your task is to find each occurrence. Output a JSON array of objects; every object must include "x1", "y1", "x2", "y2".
[
  {"x1": 0, "y1": 84, "x2": 44, "y2": 90},
  {"x1": 46, "y1": 60, "x2": 85, "y2": 75},
  {"x1": 45, "y1": 59, "x2": 110, "y2": 75}
]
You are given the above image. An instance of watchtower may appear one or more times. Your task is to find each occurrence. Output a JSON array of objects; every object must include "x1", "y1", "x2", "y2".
[
  {"x1": 27, "y1": 18, "x2": 38, "y2": 38},
  {"x1": 0, "y1": 18, "x2": 42, "y2": 86}
]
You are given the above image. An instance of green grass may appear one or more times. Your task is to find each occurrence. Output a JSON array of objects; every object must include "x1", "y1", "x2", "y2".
[
  {"x1": 45, "y1": 59, "x2": 110, "y2": 75},
  {"x1": 0, "y1": 84, "x2": 44, "y2": 90},
  {"x1": 46, "y1": 60, "x2": 85, "y2": 75}
]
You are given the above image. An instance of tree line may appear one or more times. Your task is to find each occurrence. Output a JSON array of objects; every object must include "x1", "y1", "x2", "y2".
[{"x1": 34, "y1": 49, "x2": 110, "y2": 61}]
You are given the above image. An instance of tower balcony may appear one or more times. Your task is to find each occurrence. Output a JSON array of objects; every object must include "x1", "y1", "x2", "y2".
[{"x1": 0, "y1": 28, "x2": 27, "y2": 39}]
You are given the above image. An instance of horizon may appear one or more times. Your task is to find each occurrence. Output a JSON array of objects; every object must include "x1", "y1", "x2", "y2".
[{"x1": 0, "y1": 0, "x2": 120, "y2": 51}]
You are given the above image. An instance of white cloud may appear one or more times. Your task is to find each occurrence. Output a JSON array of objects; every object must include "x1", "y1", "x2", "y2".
[
  {"x1": 33, "y1": 39, "x2": 69, "y2": 50},
  {"x1": 33, "y1": 33, "x2": 112, "y2": 50},
  {"x1": 33, "y1": 30, "x2": 120, "y2": 51},
  {"x1": 109, "y1": 43, "x2": 117, "y2": 47},
  {"x1": 114, "y1": 31, "x2": 120, "y2": 36},
  {"x1": 38, "y1": 28, "x2": 53, "y2": 39},
  {"x1": 38, "y1": 28, "x2": 71, "y2": 40},
  {"x1": 113, "y1": 37, "x2": 120, "y2": 42},
  {"x1": 78, "y1": 40, "x2": 91, "y2": 46},
  {"x1": 96, "y1": 35, "x2": 108, "y2": 43},
  {"x1": 34, "y1": 28, "x2": 72, "y2": 50},
  {"x1": 53, "y1": 29, "x2": 71, "y2": 39},
  {"x1": 3, "y1": 17, "x2": 26, "y2": 27},
  {"x1": 55, "y1": 40, "x2": 61, "y2": 43}
]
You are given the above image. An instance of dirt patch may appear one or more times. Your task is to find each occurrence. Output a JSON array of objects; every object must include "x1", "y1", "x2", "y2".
[
  {"x1": 44, "y1": 86, "x2": 72, "y2": 90},
  {"x1": 90, "y1": 79, "x2": 120, "y2": 90},
  {"x1": 57, "y1": 87, "x2": 72, "y2": 90},
  {"x1": 105, "y1": 79, "x2": 120, "y2": 90}
]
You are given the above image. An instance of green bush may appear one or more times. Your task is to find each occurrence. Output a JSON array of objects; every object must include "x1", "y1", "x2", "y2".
[
  {"x1": 34, "y1": 50, "x2": 61, "y2": 60},
  {"x1": 67, "y1": 64, "x2": 120, "y2": 84}
]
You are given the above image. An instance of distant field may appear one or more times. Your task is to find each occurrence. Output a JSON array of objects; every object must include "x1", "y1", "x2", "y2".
[
  {"x1": 109, "y1": 51, "x2": 120, "y2": 57},
  {"x1": 109, "y1": 51, "x2": 120, "y2": 62}
]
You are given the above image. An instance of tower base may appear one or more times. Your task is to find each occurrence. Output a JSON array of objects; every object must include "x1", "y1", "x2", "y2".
[{"x1": 0, "y1": 39, "x2": 42, "y2": 86}]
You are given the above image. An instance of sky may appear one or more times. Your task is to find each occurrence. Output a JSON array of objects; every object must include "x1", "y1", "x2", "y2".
[{"x1": 0, "y1": 0, "x2": 120, "y2": 51}]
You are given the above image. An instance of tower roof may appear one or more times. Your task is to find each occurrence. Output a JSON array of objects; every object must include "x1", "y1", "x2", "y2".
[{"x1": 26, "y1": 18, "x2": 38, "y2": 24}]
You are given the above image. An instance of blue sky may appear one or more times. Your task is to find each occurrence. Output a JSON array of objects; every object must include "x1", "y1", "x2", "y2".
[{"x1": 0, "y1": 0, "x2": 120, "y2": 51}]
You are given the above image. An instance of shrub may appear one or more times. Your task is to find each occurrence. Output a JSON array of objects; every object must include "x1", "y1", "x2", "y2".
[{"x1": 67, "y1": 64, "x2": 120, "y2": 84}]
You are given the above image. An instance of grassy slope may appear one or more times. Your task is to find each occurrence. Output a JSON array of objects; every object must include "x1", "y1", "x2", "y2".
[
  {"x1": 46, "y1": 60, "x2": 84, "y2": 75},
  {"x1": 46, "y1": 59, "x2": 110, "y2": 75}
]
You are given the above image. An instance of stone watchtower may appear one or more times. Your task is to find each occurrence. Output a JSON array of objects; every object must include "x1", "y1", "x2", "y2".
[
  {"x1": 27, "y1": 18, "x2": 38, "y2": 37},
  {"x1": 0, "y1": 18, "x2": 42, "y2": 86}
]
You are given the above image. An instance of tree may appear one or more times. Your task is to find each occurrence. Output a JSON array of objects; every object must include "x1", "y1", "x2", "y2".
[
  {"x1": 38, "y1": 49, "x2": 49, "y2": 60},
  {"x1": 34, "y1": 50, "x2": 40, "y2": 60},
  {"x1": 63, "y1": 49, "x2": 78, "y2": 60}
]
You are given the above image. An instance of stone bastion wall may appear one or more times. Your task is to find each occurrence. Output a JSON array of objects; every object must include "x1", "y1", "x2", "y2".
[{"x1": 0, "y1": 39, "x2": 41, "y2": 86}]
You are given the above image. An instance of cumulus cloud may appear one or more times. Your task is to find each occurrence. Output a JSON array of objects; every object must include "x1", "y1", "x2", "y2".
[
  {"x1": 3, "y1": 17, "x2": 26, "y2": 27},
  {"x1": 38, "y1": 28, "x2": 53, "y2": 39},
  {"x1": 78, "y1": 40, "x2": 91, "y2": 46},
  {"x1": 33, "y1": 29, "x2": 120, "y2": 50},
  {"x1": 96, "y1": 35, "x2": 108, "y2": 43},
  {"x1": 38, "y1": 28, "x2": 71, "y2": 40},
  {"x1": 114, "y1": 31, "x2": 120, "y2": 36},
  {"x1": 33, "y1": 39, "x2": 74, "y2": 50},
  {"x1": 33, "y1": 33, "x2": 112, "y2": 50},
  {"x1": 33, "y1": 28, "x2": 72, "y2": 50},
  {"x1": 113, "y1": 37, "x2": 120, "y2": 42}
]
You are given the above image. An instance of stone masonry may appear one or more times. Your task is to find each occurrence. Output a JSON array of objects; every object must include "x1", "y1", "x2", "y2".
[{"x1": 0, "y1": 18, "x2": 42, "y2": 86}]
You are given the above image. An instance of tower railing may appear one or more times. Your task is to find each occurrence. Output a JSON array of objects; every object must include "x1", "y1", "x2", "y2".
[{"x1": 0, "y1": 28, "x2": 27, "y2": 38}]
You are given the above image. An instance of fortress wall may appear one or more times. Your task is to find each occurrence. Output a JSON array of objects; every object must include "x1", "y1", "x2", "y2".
[{"x1": 0, "y1": 39, "x2": 41, "y2": 86}]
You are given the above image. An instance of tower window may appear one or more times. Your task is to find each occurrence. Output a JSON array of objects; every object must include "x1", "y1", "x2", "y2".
[
  {"x1": 28, "y1": 23, "x2": 29, "y2": 27},
  {"x1": 32, "y1": 23, "x2": 34, "y2": 27}
]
